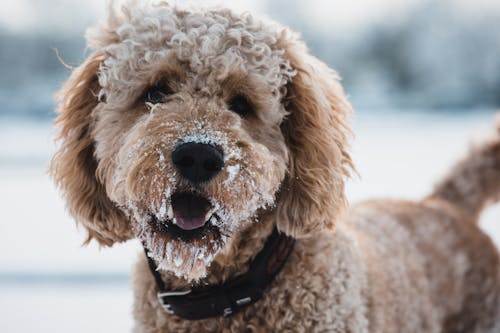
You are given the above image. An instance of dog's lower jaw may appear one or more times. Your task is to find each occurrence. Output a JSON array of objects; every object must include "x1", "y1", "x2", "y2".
[
  {"x1": 152, "y1": 217, "x2": 276, "y2": 288},
  {"x1": 131, "y1": 222, "x2": 370, "y2": 333}
]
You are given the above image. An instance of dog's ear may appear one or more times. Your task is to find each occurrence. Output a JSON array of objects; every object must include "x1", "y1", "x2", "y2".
[
  {"x1": 50, "y1": 53, "x2": 133, "y2": 246},
  {"x1": 276, "y1": 32, "x2": 353, "y2": 238}
]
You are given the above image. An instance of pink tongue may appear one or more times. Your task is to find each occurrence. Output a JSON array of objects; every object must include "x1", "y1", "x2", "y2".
[
  {"x1": 174, "y1": 213, "x2": 206, "y2": 231},
  {"x1": 171, "y1": 192, "x2": 210, "y2": 231}
]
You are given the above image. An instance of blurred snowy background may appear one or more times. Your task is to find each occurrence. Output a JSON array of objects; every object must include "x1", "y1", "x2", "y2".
[{"x1": 1, "y1": 0, "x2": 499, "y2": 332}]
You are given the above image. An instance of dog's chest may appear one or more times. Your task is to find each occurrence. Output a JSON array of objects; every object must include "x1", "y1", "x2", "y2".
[{"x1": 132, "y1": 233, "x2": 371, "y2": 333}]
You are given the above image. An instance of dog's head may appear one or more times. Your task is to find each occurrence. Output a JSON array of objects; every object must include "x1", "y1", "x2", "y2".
[{"x1": 51, "y1": 3, "x2": 352, "y2": 281}]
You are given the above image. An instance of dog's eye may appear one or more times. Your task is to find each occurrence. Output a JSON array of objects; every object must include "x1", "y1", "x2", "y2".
[
  {"x1": 144, "y1": 83, "x2": 172, "y2": 104},
  {"x1": 228, "y1": 95, "x2": 253, "y2": 117}
]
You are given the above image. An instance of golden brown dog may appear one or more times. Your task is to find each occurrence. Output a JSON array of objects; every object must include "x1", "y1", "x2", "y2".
[{"x1": 51, "y1": 2, "x2": 500, "y2": 332}]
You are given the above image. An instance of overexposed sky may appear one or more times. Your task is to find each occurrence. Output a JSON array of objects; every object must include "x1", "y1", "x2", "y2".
[{"x1": 1, "y1": 0, "x2": 499, "y2": 33}]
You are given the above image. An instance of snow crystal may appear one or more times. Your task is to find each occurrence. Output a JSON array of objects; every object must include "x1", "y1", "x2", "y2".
[
  {"x1": 197, "y1": 248, "x2": 206, "y2": 260},
  {"x1": 180, "y1": 134, "x2": 219, "y2": 146},
  {"x1": 174, "y1": 257, "x2": 183, "y2": 267},
  {"x1": 224, "y1": 148, "x2": 242, "y2": 162},
  {"x1": 165, "y1": 243, "x2": 173, "y2": 264},
  {"x1": 224, "y1": 164, "x2": 240, "y2": 184},
  {"x1": 158, "y1": 199, "x2": 167, "y2": 218},
  {"x1": 209, "y1": 216, "x2": 217, "y2": 225}
]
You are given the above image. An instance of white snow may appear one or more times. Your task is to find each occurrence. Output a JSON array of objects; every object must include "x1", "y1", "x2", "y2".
[
  {"x1": 158, "y1": 199, "x2": 167, "y2": 218},
  {"x1": 174, "y1": 256, "x2": 183, "y2": 267},
  {"x1": 0, "y1": 284, "x2": 132, "y2": 333},
  {"x1": 225, "y1": 164, "x2": 240, "y2": 184}
]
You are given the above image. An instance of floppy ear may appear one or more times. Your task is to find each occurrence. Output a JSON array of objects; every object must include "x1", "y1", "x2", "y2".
[
  {"x1": 276, "y1": 32, "x2": 354, "y2": 238},
  {"x1": 50, "y1": 53, "x2": 133, "y2": 246}
]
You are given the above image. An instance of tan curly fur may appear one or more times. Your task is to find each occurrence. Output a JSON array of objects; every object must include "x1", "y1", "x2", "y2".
[{"x1": 51, "y1": 2, "x2": 500, "y2": 332}]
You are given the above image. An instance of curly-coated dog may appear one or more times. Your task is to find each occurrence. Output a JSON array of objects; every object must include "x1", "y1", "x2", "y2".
[{"x1": 51, "y1": 2, "x2": 500, "y2": 332}]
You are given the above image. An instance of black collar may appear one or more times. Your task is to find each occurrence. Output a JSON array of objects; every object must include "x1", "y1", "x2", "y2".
[{"x1": 143, "y1": 228, "x2": 295, "y2": 320}]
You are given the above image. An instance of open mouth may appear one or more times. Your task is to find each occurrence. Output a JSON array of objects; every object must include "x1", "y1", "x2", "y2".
[{"x1": 149, "y1": 192, "x2": 219, "y2": 241}]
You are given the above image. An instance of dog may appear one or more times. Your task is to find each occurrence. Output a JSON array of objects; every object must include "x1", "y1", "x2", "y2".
[{"x1": 51, "y1": 2, "x2": 500, "y2": 332}]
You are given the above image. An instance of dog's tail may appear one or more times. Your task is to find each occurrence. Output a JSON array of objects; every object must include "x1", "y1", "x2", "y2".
[{"x1": 431, "y1": 116, "x2": 500, "y2": 218}]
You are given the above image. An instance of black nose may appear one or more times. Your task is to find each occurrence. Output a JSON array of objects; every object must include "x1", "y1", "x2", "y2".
[{"x1": 171, "y1": 142, "x2": 224, "y2": 183}]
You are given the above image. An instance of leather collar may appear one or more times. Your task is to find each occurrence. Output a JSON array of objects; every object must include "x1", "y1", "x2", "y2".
[{"x1": 143, "y1": 228, "x2": 295, "y2": 320}]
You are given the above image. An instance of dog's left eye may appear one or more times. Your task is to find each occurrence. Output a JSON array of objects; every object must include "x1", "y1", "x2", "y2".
[
  {"x1": 228, "y1": 95, "x2": 253, "y2": 117},
  {"x1": 144, "y1": 83, "x2": 172, "y2": 104}
]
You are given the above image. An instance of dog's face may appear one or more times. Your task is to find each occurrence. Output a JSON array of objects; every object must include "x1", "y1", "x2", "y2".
[
  {"x1": 92, "y1": 6, "x2": 294, "y2": 279},
  {"x1": 51, "y1": 3, "x2": 353, "y2": 281}
]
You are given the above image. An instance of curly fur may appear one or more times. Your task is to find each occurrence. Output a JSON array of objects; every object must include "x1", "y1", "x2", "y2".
[{"x1": 51, "y1": 2, "x2": 500, "y2": 332}]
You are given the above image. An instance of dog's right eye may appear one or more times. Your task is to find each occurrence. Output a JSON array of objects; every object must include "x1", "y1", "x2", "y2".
[{"x1": 143, "y1": 83, "x2": 172, "y2": 104}]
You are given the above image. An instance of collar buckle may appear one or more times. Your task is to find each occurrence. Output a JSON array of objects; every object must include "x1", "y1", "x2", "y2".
[
  {"x1": 157, "y1": 289, "x2": 192, "y2": 315},
  {"x1": 158, "y1": 289, "x2": 192, "y2": 297}
]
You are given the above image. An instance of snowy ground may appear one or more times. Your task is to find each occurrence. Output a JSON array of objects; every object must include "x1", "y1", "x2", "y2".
[{"x1": 1, "y1": 110, "x2": 499, "y2": 332}]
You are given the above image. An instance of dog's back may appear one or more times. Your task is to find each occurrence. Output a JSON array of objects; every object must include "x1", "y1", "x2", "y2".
[
  {"x1": 429, "y1": 119, "x2": 500, "y2": 332},
  {"x1": 346, "y1": 119, "x2": 500, "y2": 332}
]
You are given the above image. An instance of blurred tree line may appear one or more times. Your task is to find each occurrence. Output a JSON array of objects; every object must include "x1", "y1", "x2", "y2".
[
  {"x1": 1, "y1": 0, "x2": 499, "y2": 119},
  {"x1": 269, "y1": 0, "x2": 500, "y2": 109},
  {"x1": 0, "y1": 31, "x2": 86, "y2": 119}
]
